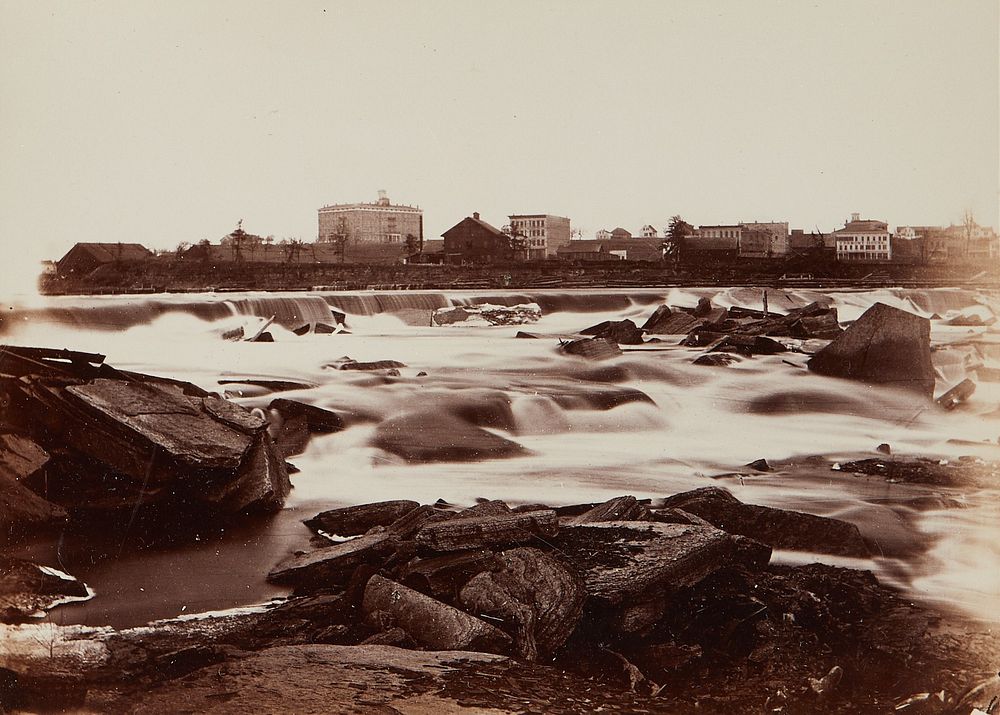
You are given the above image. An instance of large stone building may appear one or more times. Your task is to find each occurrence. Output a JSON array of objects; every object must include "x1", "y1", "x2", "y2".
[
  {"x1": 317, "y1": 191, "x2": 423, "y2": 246},
  {"x1": 693, "y1": 222, "x2": 789, "y2": 258},
  {"x1": 507, "y1": 214, "x2": 571, "y2": 259},
  {"x1": 833, "y1": 213, "x2": 891, "y2": 262}
]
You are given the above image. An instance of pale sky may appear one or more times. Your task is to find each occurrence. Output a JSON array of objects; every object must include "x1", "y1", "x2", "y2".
[{"x1": 2, "y1": 0, "x2": 997, "y2": 271}]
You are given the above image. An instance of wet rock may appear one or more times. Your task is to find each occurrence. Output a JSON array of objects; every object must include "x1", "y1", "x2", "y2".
[
  {"x1": 221, "y1": 326, "x2": 245, "y2": 341},
  {"x1": 291, "y1": 323, "x2": 311, "y2": 336},
  {"x1": 0, "y1": 558, "x2": 91, "y2": 622},
  {"x1": 204, "y1": 431, "x2": 290, "y2": 514},
  {"x1": 876, "y1": 443, "x2": 892, "y2": 455},
  {"x1": 268, "y1": 398, "x2": 344, "y2": 433},
  {"x1": 560, "y1": 337, "x2": 623, "y2": 360},
  {"x1": 267, "y1": 532, "x2": 396, "y2": 589},
  {"x1": 304, "y1": 500, "x2": 420, "y2": 537},
  {"x1": 326, "y1": 358, "x2": 407, "y2": 371},
  {"x1": 935, "y1": 378, "x2": 976, "y2": 409},
  {"x1": 693, "y1": 353, "x2": 742, "y2": 367},
  {"x1": 659, "y1": 486, "x2": 870, "y2": 557},
  {"x1": 459, "y1": 547, "x2": 586, "y2": 661},
  {"x1": 399, "y1": 550, "x2": 500, "y2": 600},
  {"x1": 385, "y1": 504, "x2": 454, "y2": 539},
  {"x1": 415, "y1": 510, "x2": 559, "y2": 552},
  {"x1": 570, "y1": 496, "x2": 654, "y2": 525},
  {"x1": 314, "y1": 321, "x2": 338, "y2": 334},
  {"x1": 372, "y1": 411, "x2": 528, "y2": 463},
  {"x1": 808, "y1": 303, "x2": 935, "y2": 397},
  {"x1": 432, "y1": 303, "x2": 541, "y2": 326},
  {"x1": 218, "y1": 378, "x2": 316, "y2": 393},
  {"x1": 642, "y1": 305, "x2": 704, "y2": 335},
  {"x1": 455, "y1": 499, "x2": 512, "y2": 519},
  {"x1": 708, "y1": 334, "x2": 786, "y2": 356},
  {"x1": 834, "y1": 457, "x2": 992, "y2": 487},
  {"x1": 552, "y1": 521, "x2": 771, "y2": 632},
  {"x1": 745, "y1": 458, "x2": 771, "y2": 472},
  {"x1": 362, "y1": 575, "x2": 512, "y2": 653},
  {"x1": 0, "y1": 434, "x2": 66, "y2": 544},
  {"x1": 579, "y1": 319, "x2": 644, "y2": 345},
  {"x1": 945, "y1": 306, "x2": 995, "y2": 326},
  {"x1": 252, "y1": 331, "x2": 274, "y2": 343}
]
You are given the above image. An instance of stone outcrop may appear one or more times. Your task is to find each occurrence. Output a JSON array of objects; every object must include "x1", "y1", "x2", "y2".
[
  {"x1": 807, "y1": 303, "x2": 935, "y2": 396},
  {"x1": 0, "y1": 557, "x2": 91, "y2": 622}
]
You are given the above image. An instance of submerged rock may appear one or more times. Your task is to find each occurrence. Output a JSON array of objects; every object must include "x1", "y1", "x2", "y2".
[
  {"x1": 372, "y1": 412, "x2": 528, "y2": 463},
  {"x1": 0, "y1": 558, "x2": 91, "y2": 622},
  {"x1": 808, "y1": 302, "x2": 935, "y2": 397},
  {"x1": 579, "y1": 319, "x2": 645, "y2": 345},
  {"x1": 560, "y1": 337, "x2": 622, "y2": 360}
]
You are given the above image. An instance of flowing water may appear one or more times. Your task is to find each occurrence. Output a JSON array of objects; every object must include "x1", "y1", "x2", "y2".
[{"x1": 3, "y1": 287, "x2": 999, "y2": 628}]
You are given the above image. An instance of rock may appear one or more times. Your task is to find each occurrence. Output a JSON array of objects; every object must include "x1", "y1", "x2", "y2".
[
  {"x1": 808, "y1": 303, "x2": 935, "y2": 397},
  {"x1": 790, "y1": 311, "x2": 843, "y2": 339},
  {"x1": 252, "y1": 331, "x2": 274, "y2": 343},
  {"x1": 399, "y1": 550, "x2": 500, "y2": 600},
  {"x1": 809, "y1": 665, "x2": 844, "y2": 697},
  {"x1": 658, "y1": 486, "x2": 869, "y2": 558},
  {"x1": 218, "y1": 378, "x2": 316, "y2": 393},
  {"x1": 362, "y1": 575, "x2": 511, "y2": 653},
  {"x1": 876, "y1": 443, "x2": 892, "y2": 455},
  {"x1": 415, "y1": 510, "x2": 559, "y2": 552},
  {"x1": 0, "y1": 434, "x2": 66, "y2": 544},
  {"x1": 560, "y1": 337, "x2": 622, "y2": 360},
  {"x1": 205, "y1": 432, "x2": 290, "y2": 514},
  {"x1": 385, "y1": 504, "x2": 454, "y2": 539},
  {"x1": 935, "y1": 378, "x2": 976, "y2": 409},
  {"x1": 693, "y1": 353, "x2": 742, "y2": 367},
  {"x1": 433, "y1": 303, "x2": 541, "y2": 326},
  {"x1": 579, "y1": 319, "x2": 644, "y2": 345},
  {"x1": 570, "y1": 496, "x2": 654, "y2": 525},
  {"x1": 455, "y1": 499, "x2": 512, "y2": 519},
  {"x1": 267, "y1": 532, "x2": 396, "y2": 588},
  {"x1": 709, "y1": 334, "x2": 787, "y2": 356},
  {"x1": 745, "y1": 458, "x2": 771, "y2": 472},
  {"x1": 291, "y1": 323, "x2": 311, "y2": 336},
  {"x1": 458, "y1": 547, "x2": 585, "y2": 661},
  {"x1": 106, "y1": 644, "x2": 513, "y2": 714},
  {"x1": 552, "y1": 522, "x2": 771, "y2": 621},
  {"x1": 221, "y1": 326, "x2": 245, "y2": 341},
  {"x1": 642, "y1": 306, "x2": 704, "y2": 335},
  {"x1": 0, "y1": 558, "x2": 91, "y2": 622},
  {"x1": 314, "y1": 321, "x2": 338, "y2": 334},
  {"x1": 268, "y1": 398, "x2": 344, "y2": 432},
  {"x1": 372, "y1": 411, "x2": 527, "y2": 463},
  {"x1": 304, "y1": 500, "x2": 420, "y2": 537},
  {"x1": 945, "y1": 306, "x2": 995, "y2": 326},
  {"x1": 327, "y1": 358, "x2": 407, "y2": 371}
]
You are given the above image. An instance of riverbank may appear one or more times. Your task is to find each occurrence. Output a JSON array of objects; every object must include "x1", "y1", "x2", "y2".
[{"x1": 38, "y1": 257, "x2": 998, "y2": 296}]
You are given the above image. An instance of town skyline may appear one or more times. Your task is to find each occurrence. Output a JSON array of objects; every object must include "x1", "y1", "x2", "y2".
[{"x1": 2, "y1": 1, "x2": 997, "y2": 286}]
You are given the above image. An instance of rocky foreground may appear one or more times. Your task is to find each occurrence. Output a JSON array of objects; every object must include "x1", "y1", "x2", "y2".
[{"x1": 1, "y1": 299, "x2": 999, "y2": 713}]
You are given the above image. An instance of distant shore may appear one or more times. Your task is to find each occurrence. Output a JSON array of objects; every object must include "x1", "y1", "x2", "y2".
[{"x1": 37, "y1": 259, "x2": 1000, "y2": 296}]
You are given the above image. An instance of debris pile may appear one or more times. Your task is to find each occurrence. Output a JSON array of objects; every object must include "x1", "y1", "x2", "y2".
[{"x1": 433, "y1": 303, "x2": 542, "y2": 326}]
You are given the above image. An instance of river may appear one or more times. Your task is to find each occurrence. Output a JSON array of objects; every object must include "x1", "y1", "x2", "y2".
[{"x1": 2, "y1": 286, "x2": 999, "y2": 628}]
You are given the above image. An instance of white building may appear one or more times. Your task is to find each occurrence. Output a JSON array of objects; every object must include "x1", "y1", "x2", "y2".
[{"x1": 833, "y1": 213, "x2": 891, "y2": 262}]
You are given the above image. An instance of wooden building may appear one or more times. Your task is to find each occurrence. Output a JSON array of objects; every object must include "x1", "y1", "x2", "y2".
[{"x1": 441, "y1": 213, "x2": 513, "y2": 264}]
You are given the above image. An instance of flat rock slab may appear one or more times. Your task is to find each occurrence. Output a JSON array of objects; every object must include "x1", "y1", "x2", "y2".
[
  {"x1": 808, "y1": 302, "x2": 935, "y2": 397},
  {"x1": 268, "y1": 532, "x2": 395, "y2": 588},
  {"x1": 659, "y1": 487, "x2": 870, "y2": 558},
  {"x1": 363, "y1": 575, "x2": 511, "y2": 653},
  {"x1": 66, "y1": 379, "x2": 254, "y2": 469},
  {"x1": 416, "y1": 510, "x2": 559, "y2": 552},
  {"x1": 560, "y1": 337, "x2": 622, "y2": 360},
  {"x1": 551, "y1": 521, "x2": 770, "y2": 605},
  {"x1": 0, "y1": 558, "x2": 91, "y2": 622},
  {"x1": 304, "y1": 499, "x2": 420, "y2": 537},
  {"x1": 373, "y1": 412, "x2": 528, "y2": 463}
]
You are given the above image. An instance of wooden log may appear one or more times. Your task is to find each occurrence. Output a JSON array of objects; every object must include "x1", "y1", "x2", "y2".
[
  {"x1": 304, "y1": 500, "x2": 420, "y2": 537},
  {"x1": 415, "y1": 510, "x2": 558, "y2": 552},
  {"x1": 362, "y1": 575, "x2": 511, "y2": 653}
]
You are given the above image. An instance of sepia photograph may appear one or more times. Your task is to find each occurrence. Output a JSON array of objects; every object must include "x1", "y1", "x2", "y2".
[{"x1": 1, "y1": 1, "x2": 998, "y2": 712}]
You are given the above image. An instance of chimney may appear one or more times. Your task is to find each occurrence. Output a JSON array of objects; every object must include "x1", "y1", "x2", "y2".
[
  {"x1": 851, "y1": 212, "x2": 860, "y2": 223},
  {"x1": 473, "y1": 212, "x2": 480, "y2": 220},
  {"x1": 377, "y1": 190, "x2": 389, "y2": 206}
]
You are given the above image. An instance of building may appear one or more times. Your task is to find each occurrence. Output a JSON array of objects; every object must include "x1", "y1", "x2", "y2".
[
  {"x1": 696, "y1": 225, "x2": 742, "y2": 240},
  {"x1": 610, "y1": 227, "x2": 632, "y2": 240},
  {"x1": 507, "y1": 214, "x2": 571, "y2": 259},
  {"x1": 556, "y1": 238, "x2": 662, "y2": 262},
  {"x1": 739, "y1": 221, "x2": 789, "y2": 257},
  {"x1": 595, "y1": 229, "x2": 612, "y2": 240},
  {"x1": 441, "y1": 213, "x2": 513, "y2": 264},
  {"x1": 317, "y1": 191, "x2": 423, "y2": 246},
  {"x1": 833, "y1": 213, "x2": 891, "y2": 262},
  {"x1": 896, "y1": 222, "x2": 999, "y2": 262},
  {"x1": 640, "y1": 225, "x2": 658, "y2": 238},
  {"x1": 182, "y1": 240, "x2": 408, "y2": 266},
  {"x1": 56, "y1": 242, "x2": 153, "y2": 276},
  {"x1": 678, "y1": 235, "x2": 739, "y2": 264}
]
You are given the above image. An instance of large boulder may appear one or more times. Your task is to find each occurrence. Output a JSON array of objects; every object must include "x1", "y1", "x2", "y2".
[
  {"x1": 0, "y1": 434, "x2": 67, "y2": 544},
  {"x1": 304, "y1": 500, "x2": 420, "y2": 537},
  {"x1": 560, "y1": 337, "x2": 622, "y2": 360},
  {"x1": 641, "y1": 306, "x2": 703, "y2": 335},
  {"x1": 415, "y1": 510, "x2": 559, "y2": 552},
  {"x1": 807, "y1": 303, "x2": 935, "y2": 397},
  {"x1": 372, "y1": 412, "x2": 527, "y2": 463},
  {"x1": 458, "y1": 547, "x2": 585, "y2": 661},
  {"x1": 579, "y1": 319, "x2": 644, "y2": 345}
]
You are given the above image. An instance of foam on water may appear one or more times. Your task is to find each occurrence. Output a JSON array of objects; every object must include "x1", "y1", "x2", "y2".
[{"x1": 3, "y1": 287, "x2": 999, "y2": 627}]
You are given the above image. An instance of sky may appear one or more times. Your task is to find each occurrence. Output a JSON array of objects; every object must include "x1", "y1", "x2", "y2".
[{"x1": 1, "y1": 0, "x2": 997, "y2": 279}]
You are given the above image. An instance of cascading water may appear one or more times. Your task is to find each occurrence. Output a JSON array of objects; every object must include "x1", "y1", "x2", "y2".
[{"x1": 2, "y1": 287, "x2": 999, "y2": 628}]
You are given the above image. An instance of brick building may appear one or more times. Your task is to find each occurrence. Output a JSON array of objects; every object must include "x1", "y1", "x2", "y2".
[
  {"x1": 833, "y1": 213, "x2": 891, "y2": 262},
  {"x1": 317, "y1": 191, "x2": 423, "y2": 246}
]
